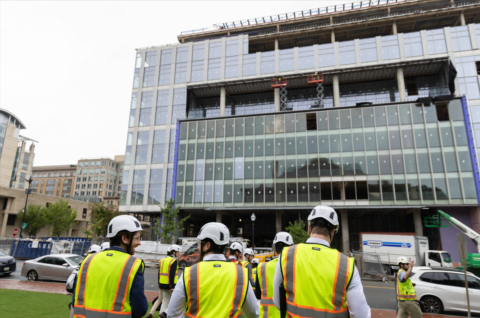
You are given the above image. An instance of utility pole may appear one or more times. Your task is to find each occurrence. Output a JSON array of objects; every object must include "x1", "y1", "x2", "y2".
[{"x1": 16, "y1": 175, "x2": 33, "y2": 239}]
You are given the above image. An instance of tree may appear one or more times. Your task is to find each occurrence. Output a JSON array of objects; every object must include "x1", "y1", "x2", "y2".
[
  {"x1": 154, "y1": 199, "x2": 190, "y2": 243},
  {"x1": 82, "y1": 202, "x2": 121, "y2": 239},
  {"x1": 285, "y1": 220, "x2": 309, "y2": 244},
  {"x1": 20, "y1": 204, "x2": 47, "y2": 237},
  {"x1": 44, "y1": 200, "x2": 77, "y2": 237}
]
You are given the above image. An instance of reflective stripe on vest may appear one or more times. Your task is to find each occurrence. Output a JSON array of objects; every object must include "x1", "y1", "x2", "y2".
[
  {"x1": 159, "y1": 256, "x2": 178, "y2": 285},
  {"x1": 73, "y1": 250, "x2": 141, "y2": 318},
  {"x1": 396, "y1": 269, "x2": 417, "y2": 300},
  {"x1": 184, "y1": 261, "x2": 248, "y2": 318},
  {"x1": 281, "y1": 244, "x2": 354, "y2": 318},
  {"x1": 258, "y1": 259, "x2": 280, "y2": 318},
  {"x1": 239, "y1": 260, "x2": 249, "y2": 268}
]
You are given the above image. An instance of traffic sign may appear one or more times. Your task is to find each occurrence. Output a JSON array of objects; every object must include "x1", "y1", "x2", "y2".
[
  {"x1": 13, "y1": 228, "x2": 18, "y2": 237},
  {"x1": 22, "y1": 223, "x2": 27, "y2": 229}
]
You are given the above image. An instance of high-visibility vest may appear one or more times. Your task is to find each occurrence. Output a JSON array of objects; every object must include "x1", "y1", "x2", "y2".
[
  {"x1": 280, "y1": 243, "x2": 354, "y2": 318},
  {"x1": 184, "y1": 261, "x2": 249, "y2": 318},
  {"x1": 159, "y1": 255, "x2": 178, "y2": 285},
  {"x1": 258, "y1": 258, "x2": 279, "y2": 318},
  {"x1": 396, "y1": 269, "x2": 417, "y2": 301},
  {"x1": 239, "y1": 260, "x2": 249, "y2": 268},
  {"x1": 73, "y1": 250, "x2": 143, "y2": 318}
]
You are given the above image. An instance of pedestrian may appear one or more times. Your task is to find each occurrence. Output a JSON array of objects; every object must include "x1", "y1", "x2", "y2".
[
  {"x1": 243, "y1": 248, "x2": 256, "y2": 286},
  {"x1": 73, "y1": 215, "x2": 148, "y2": 318},
  {"x1": 228, "y1": 242, "x2": 243, "y2": 262},
  {"x1": 396, "y1": 257, "x2": 422, "y2": 318},
  {"x1": 147, "y1": 244, "x2": 180, "y2": 318},
  {"x1": 251, "y1": 258, "x2": 259, "y2": 291},
  {"x1": 165, "y1": 222, "x2": 259, "y2": 318},
  {"x1": 273, "y1": 205, "x2": 371, "y2": 318},
  {"x1": 255, "y1": 232, "x2": 293, "y2": 318},
  {"x1": 67, "y1": 244, "x2": 101, "y2": 318}
]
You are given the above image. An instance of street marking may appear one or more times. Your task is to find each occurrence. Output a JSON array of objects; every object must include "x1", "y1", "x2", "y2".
[{"x1": 363, "y1": 285, "x2": 394, "y2": 289}]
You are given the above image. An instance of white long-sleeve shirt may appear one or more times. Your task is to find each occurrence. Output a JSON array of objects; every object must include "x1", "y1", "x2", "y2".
[
  {"x1": 273, "y1": 238, "x2": 371, "y2": 318},
  {"x1": 166, "y1": 254, "x2": 260, "y2": 318}
]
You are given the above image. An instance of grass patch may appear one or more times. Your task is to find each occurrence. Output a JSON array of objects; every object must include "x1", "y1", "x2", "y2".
[{"x1": 0, "y1": 289, "x2": 156, "y2": 318}]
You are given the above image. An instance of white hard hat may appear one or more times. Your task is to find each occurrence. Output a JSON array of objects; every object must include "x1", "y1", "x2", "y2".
[
  {"x1": 100, "y1": 242, "x2": 110, "y2": 251},
  {"x1": 197, "y1": 222, "x2": 230, "y2": 245},
  {"x1": 88, "y1": 244, "x2": 101, "y2": 254},
  {"x1": 273, "y1": 232, "x2": 294, "y2": 246},
  {"x1": 168, "y1": 244, "x2": 181, "y2": 253},
  {"x1": 244, "y1": 248, "x2": 254, "y2": 255},
  {"x1": 308, "y1": 205, "x2": 339, "y2": 233},
  {"x1": 252, "y1": 258, "x2": 259, "y2": 264},
  {"x1": 398, "y1": 256, "x2": 409, "y2": 265},
  {"x1": 107, "y1": 215, "x2": 143, "y2": 238},
  {"x1": 230, "y1": 242, "x2": 243, "y2": 253}
]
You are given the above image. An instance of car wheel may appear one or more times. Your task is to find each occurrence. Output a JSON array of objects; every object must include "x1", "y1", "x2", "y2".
[
  {"x1": 27, "y1": 270, "x2": 38, "y2": 281},
  {"x1": 179, "y1": 261, "x2": 187, "y2": 269},
  {"x1": 421, "y1": 296, "x2": 443, "y2": 314}
]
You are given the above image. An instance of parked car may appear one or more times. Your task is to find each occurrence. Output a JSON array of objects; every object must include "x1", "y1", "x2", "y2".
[
  {"x1": 0, "y1": 250, "x2": 16, "y2": 276},
  {"x1": 410, "y1": 266, "x2": 480, "y2": 314},
  {"x1": 178, "y1": 243, "x2": 199, "y2": 269},
  {"x1": 21, "y1": 254, "x2": 84, "y2": 282}
]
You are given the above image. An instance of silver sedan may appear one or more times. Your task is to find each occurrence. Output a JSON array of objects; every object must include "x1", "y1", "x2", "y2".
[{"x1": 21, "y1": 254, "x2": 83, "y2": 282}]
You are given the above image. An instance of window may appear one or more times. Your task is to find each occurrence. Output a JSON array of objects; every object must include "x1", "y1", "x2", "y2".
[
  {"x1": 131, "y1": 170, "x2": 146, "y2": 205},
  {"x1": 459, "y1": 77, "x2": 480, "y2": 99},
  {"x1": 18, "y1": 172, "x2": 26, "y2": 189},
  {"x1": 428, "y1": 252, "x2": 441, "y2": 263},
  {"x1": 171, "y1": 88, "x2": 186, "y2": 123},
  {"x1": 243, "y1": 54, "x2": 256, "y2": 76},
  {"x1": 155, "y1": 90, "x2": 169, "y2": 125},
  {"x1": 381, "y1": 35, "x2": 400, "y2": 60},
  {"x1": 261, "y1": 51, "x2": 275, "y2": 74},
  {"x1": 135, "y1": 52, "x2": 142, "y2": 68},
  {"x1": 158, "y1": 49, "x2": 172, "y2": 85},
  {"x1": 139, "y1": 91, "x2": 153, "y2": 126},
  {"x1": 6, "y1": 214, "x2": 16, "y2": 226},
  {"x1": 225, "y1": 56, "x2": 238, "y2": 78},
  {"x1": 22, "y1": 154, "x2": 29, "y2": 170},
  {"x1": 403, "y1": 32, "x2": 423, "y2": 57},
  {"x1": 152, "y1": 130, "x2": 166, "y2": 163},
  {"x1": 135, "y1": 131, "x2": 149, "y2": 164},
  {"x1": 129, "y1": 93, "x2": 137, "y2": 127},
  {"x1": 148, "y1": 169, "x2": 163, "y2": 205},
  {"x1": 208, "y1": 42, "x2": 221, "y2": 80},
  {"x1": 143, "y1": 51, "x2": 156, "y2": 87},
  {"x1": 191, "y1": 61, "x2": 204, "y2": 82},
  {"x1": 427, "y1": 29, "x2": 447, "y2": 54},
  {"x1": 359, "y1": 38, "x2": 377, "y2": 63},
  {"x1": 339, "y1": 41, "x2": 356, "y2": 65},
  {"x1": 82, "y1": 208, "x2": 87, "y2": 218},
  {"x1": 280, "y1": 49, "x2": 294, "y2": 72},
  {"x1": 298, "y1": 47, "x2": 314, "y2": 70},
  {"x1": 318, "y1": 43, "x2": 335, "y2": 67},
  {"x1": 168, "y1": 130, "x2": 176, "y2": 163},
  {"x1": 133, "y1": 53, "x2": 141, "y2": 88},
  {"x1": 175, "y1": 47, "x2": 188, "y2": 84},
  {"x1": 450, "y1": 26, "x2": 471, "y2": 51}
]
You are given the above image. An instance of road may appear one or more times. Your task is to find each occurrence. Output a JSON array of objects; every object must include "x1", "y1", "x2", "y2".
[{"x1": 3, "y1": 260, "x2": 479, "y2": 317}]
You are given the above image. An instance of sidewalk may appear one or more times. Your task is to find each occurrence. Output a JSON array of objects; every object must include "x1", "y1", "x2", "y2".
[{"x1": 0, "y1": 279, "x2": 461, "y2": 318}]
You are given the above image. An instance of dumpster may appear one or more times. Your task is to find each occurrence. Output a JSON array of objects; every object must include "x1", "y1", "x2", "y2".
[
  {"x1": 41, "y1": 237, "x2": 90, "y2": 242},
  {"x1": 10, "y1": 240, "x2": 53, "y2": 259}
]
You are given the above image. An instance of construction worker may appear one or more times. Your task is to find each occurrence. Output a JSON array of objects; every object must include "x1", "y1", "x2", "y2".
[
  {"x1": 396, "y1": 257, "x2": 422, "y2": 318},
  {"x1": 73, "y1": 215, "x2": 148, "y2": 318},
  {"x1": 228, "y1": 242, "x2": 243, "y2": 262},
  {"x1": 165, "y1": 222, "x2": 259, "y2": 318},
  {"x1": 235, "y1": 246, "x2": 255, "y2": 287},
  {"x1": 251, "y1": 258, "x2": 259, "y2": 292},
  {"x1": 273, "y1": 205, "x2": 371, "y2": 318},
  {"x1": 255, "y1": 232, "x2": 293, "y2": 317},
  {"x1": 147, "y1": 244, "x2": 180, "y2": 318}
]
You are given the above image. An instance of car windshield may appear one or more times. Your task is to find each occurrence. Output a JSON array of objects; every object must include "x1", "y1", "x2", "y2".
[
  {"x1": 66, "y1": 256, "x2": 84, "y2": 266},
  {"x1": 0, "y1": 250, "x2": 6, "y2": 256},
  {"x1": 441, "y1": 252, "x2": 452, "y2": 263}
]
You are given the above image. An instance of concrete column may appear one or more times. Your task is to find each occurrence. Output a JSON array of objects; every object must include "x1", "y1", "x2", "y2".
[
  {"x1": 392, "y1": 21, "x2": 398, "y2": 35},
  {"x1": 460, "y1": 11, "x2": 466, "y2": 26},
  {"x1": 470, "y1": 207, "x2": 480, "y2": 251},
  {"x1": 275, "y1": 211, "x2": 282, "y2": 233},
  {"x1": 275, "y1": 38, "x2": 279, "y2": 50},
  {"x1": 216, "y1": 210, "x2": 222, "y2": 223},
  {"x1": 274, "y1": 88, "x2": 280, "y2": 112},
  {"x1": 333, "y1": 75, "x2": 340, "y2": 107},
  {"x1": 413, "y1": 209, "x2": 423, "y2": 236},
  {"x1": 340, "y1": 210, "x2": 350, "y2": 254},
  {"x1": 1, "y1": 212, "x2": 8, "y2": 237},
  {"x1": 220, "y1": 86, "x2": 226, "y2": 116},
  {"x1": 397, "y1": 67, "x2": 406, "y2": 101},
  {"x1": 331, "y1": 29, "x2": 335, "y2": 43}
]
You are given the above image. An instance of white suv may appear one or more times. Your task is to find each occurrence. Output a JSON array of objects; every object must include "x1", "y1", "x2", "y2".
[{"x1": 409, "y1": 266, "x2": 480, "y2": 314}]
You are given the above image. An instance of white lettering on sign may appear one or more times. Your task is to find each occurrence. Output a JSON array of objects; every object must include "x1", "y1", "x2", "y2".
[
  {"x1": 32, "y1": 241, "x2": 39, "y2": 248},
  {"x1": 367, "y1": 241, "x2": 383, "y2": 248}
]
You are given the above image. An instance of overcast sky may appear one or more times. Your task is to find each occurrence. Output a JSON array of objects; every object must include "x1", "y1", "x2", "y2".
[{"x1": 1, "y1": 0, "x2": 340, "y2": 166}]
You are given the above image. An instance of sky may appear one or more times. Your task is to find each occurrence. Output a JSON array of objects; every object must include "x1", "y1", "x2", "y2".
[{"x1": 0, "y1": 0, "x2": 340, "y2": 166}]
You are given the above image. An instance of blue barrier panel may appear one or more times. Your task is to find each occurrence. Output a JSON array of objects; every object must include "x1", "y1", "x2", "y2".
[
  {"x1": 10, "y1": 240, "x2": 53, "y2": 259},
  {"x1": 41, "y1": 237, "x2": 91, "y2": 242}
]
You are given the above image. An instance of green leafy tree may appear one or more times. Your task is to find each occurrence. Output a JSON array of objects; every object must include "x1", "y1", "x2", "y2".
[
  {"x1": 285, "y1": 220, "x2": 309, "y2": 244},
  {"x1": 20, "y1": 204, "x2": 48, "y2": 237},
  {"x1": 82, "y1": 202, "x2": 121, "y2": 239},
  {"x1": 154, "y1": 199, "x2": 190, "y2": 243},
  {"x1": 44, "y1": 200, "x2": 77, "y2": 237}
]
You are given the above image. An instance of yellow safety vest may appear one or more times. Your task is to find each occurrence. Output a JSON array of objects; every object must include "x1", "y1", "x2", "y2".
[
  {"x1": 73, "y1": 250, "x2": 143, "y2": 318},
  {"x1": 239, "y1": 260, "x2": 249, "y2": 268},
  {"x1": 159, "y1": 255, "x2": 178, "y2": 285},
  {"x1": 281, "y1": 243, "x2": 354, "y2": 318},
  {"x1": 184, "y1": 261, "x2": 249, "y2": 318},
  {"x1": 258, "y1": 258, "x2": 279, "y2": 318},
  {"x1": 397, "y1": 269, "x2": 417, "y2": 301}
]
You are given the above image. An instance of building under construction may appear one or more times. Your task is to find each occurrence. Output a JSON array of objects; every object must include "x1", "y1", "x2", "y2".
[{"x1": 121, "y1": 0, "x2": 480, "y2": 261}]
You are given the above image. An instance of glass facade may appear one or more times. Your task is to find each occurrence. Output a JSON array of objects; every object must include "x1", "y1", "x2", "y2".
[{"x1": 175, "y1": 100, "x2": 476, "y2": 207}]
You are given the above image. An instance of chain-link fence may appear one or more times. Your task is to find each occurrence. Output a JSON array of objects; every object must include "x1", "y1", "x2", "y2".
[{"x1": 352, "y1": 251, "x2": 388, "y2": 281}]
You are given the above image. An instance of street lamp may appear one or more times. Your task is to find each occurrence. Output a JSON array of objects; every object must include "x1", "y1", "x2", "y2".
[
  {"x1": 14, "y1": 175, "x2": 33, "y2": 239},
  {"x1": 250, "y1": 213, "x2": 256, "y2": 251}
]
